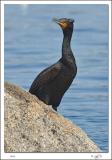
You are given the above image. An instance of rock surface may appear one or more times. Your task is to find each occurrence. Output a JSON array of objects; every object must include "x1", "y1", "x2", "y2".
[{"x1": 4, "y1": 82, "x2": 101, "y2": 152}]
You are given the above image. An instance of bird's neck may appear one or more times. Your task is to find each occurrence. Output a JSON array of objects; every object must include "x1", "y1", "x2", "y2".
[{"x1": 62, "y1": 30, "x2": 73, "y2": 57}]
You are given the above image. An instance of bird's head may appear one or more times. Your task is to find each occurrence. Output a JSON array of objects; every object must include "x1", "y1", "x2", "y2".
[{"x1": 53, "y1": 18, "x2": 74, "y2": 32}]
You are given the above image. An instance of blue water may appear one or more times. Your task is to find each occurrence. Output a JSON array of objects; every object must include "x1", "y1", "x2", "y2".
[{"x1": 4, "y1": 4, "x2": 109, "y2": 152}]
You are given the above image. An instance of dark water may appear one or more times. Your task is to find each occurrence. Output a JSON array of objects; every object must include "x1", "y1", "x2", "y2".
[{"x1": 4, "y1": 4, "x2": 109, "y2": 152}]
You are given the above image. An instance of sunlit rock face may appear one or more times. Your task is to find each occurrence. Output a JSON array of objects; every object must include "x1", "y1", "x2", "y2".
[{"x1": 4, "y1": 82, "x2": 101, "y2": 153}]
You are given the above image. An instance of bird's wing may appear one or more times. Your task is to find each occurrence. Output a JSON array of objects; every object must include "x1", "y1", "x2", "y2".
[{"x1": 29, "y1": 62, "x2": 62, "y2": 92}]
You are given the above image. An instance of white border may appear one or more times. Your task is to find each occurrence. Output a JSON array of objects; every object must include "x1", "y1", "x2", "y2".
[
  {"x1": 0, "y1": 0, "x2": 112, "y2": 5},
  {"x1": 1, "y1": 1, "x2": 111, "y2": 160}
]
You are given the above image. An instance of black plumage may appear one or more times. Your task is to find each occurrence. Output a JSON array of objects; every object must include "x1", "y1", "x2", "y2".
[{"x1": 29, "y1": 18, "x2": 77, "y2": 111}]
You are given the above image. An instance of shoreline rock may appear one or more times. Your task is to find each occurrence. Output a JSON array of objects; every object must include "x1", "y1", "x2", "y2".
[{"x1": 4, "y1": 81, "x2": 101, "y2": 152}]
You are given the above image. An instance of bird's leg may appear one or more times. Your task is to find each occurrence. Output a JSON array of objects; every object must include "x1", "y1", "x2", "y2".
[{"x1": 52, "y1": 106, "x2": 57, "y2": 111}]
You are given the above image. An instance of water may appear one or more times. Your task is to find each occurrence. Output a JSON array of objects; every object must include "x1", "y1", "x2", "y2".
[{"x1": 4, "y1": 4, "x2": 109, "y2": 152}]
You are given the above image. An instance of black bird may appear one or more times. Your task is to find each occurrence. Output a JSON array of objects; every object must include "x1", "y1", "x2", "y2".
[{"x1": 29, "y1": 18, "x2": 77, "y2": 111}]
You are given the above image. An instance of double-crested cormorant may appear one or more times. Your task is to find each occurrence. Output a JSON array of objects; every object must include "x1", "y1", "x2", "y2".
[{"x1": 29, "y1": 18, "x2": 77, "y2": 111}]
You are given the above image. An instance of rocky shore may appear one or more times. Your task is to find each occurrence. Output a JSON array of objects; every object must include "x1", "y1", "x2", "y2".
[{"x1": 4, "y1": 82, "x2": 101, "y2": 152}]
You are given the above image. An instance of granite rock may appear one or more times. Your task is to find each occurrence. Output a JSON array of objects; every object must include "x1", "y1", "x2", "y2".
[{"x1": 4, "y1": 82, "x2": 101, "y2": 152}]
